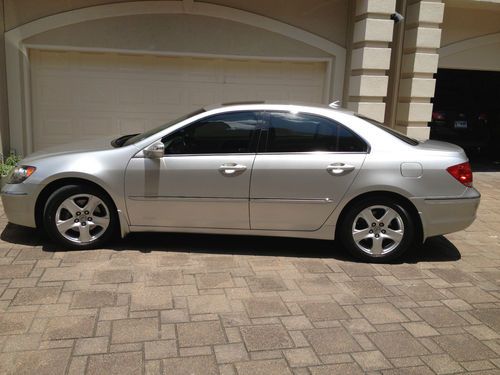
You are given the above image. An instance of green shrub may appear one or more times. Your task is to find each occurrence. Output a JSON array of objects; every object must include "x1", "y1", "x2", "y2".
[{"x1": 0, "y1": 154, "x2": 21, "y2": 177}]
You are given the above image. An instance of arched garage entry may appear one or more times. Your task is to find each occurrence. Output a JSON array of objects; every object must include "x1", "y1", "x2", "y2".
[
  {"x1": 5, "y1": 1, "x2": 346, "y2": 154},
  {"x1": 431, "y1": 33, "x2": 500, "y2": 167}
]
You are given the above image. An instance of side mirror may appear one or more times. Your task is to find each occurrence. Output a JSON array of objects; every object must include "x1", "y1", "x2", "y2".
[{"x1": 143, "y1": 142, "x2": 165, "y2": 159}]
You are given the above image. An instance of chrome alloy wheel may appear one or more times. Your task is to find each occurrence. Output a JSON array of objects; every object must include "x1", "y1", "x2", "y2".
[
  {"x1": 351, "y1": 205, "x2": 405, "y2": 256},
  {"x1": 55, "y1": 194, "x2": 110, "y2": 244}
]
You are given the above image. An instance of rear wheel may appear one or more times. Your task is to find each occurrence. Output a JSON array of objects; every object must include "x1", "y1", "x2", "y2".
[
  {"x1": 339, "y1": 197, "x2": 416, "y2": 262},
  {"x1": 43, "y1": 185, "x2": 117, "y2": 249}
]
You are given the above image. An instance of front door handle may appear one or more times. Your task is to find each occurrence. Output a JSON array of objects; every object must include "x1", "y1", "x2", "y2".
[
  {"x1": 326, "y1": 163, "x2": 355, "y2": 175},
  {"x1": 219, "y1": 163, "x2": 247, "y2": 176}
]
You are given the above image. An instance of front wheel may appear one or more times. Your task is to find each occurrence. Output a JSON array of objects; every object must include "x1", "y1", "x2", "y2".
[
  {"x1": 338, "y1": 197, "x2": 416, "y2": 262},
  {"x1": 43, "y1": 185, "x2": 117, "y2": 249}
]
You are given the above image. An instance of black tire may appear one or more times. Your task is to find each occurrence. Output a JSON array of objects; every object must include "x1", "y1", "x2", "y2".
[
  {"x1": 338, "y1": 196, "x2": 416, "y2": 262},
  {"x1": 43, "y1": 184, "x2": 117, "y2": 249}
]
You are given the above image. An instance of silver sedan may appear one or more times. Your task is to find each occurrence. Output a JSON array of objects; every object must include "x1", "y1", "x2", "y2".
[{"x1": 1, "y1": 103, "x2": 480, "y2": 261}]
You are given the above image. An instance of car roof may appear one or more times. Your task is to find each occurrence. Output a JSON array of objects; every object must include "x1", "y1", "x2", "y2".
[
  {"x1": 131, "y1": 100, "x2": 413, "y2": 153},
  {"x1": 202, "y1": 101, "x2": 355, "y2": 116}
]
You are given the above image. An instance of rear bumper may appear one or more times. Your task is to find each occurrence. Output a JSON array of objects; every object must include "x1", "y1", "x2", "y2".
[{"x1": 412, "y1": 188, "x2": 481, "y2": 239}]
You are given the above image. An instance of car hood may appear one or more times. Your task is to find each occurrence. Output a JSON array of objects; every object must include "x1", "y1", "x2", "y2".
[{"x1": 21, "y1": 137, "x2": 118, "y2": 163}]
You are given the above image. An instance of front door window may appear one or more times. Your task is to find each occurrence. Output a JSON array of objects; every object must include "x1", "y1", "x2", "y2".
[{"x1": 163, "y1": 112, "x2": 259, "y2": 155}]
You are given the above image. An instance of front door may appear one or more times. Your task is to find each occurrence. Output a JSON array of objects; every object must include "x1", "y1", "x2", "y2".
[
  {"x1": 250, "y1": 111, "x2": 367, "y2": 231},
  {"x1": 125, "y1": 111, "x2": 261, "y2": 229}
]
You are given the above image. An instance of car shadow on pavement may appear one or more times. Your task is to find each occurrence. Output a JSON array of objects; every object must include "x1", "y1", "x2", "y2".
[{"x1": 0, "y1": 223, "x2": 460, "y2": 264}]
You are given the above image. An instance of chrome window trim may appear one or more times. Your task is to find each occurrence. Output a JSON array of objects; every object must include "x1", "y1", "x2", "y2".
[
  {"x1": 128, "y1": 196, "x2": 249, "y2": 201},
  {"x1": 251, "y1": 198, "x2": 333, "y2": 204},
  {"x1": 161, "y1": 153, "x2": 257, "y2": 157},
  {"x1": 155, "y1": 151, "x2": 367, "y2": 157},
  {"x1": 254, "y1": 151, "x2": 368, "y2": 156}
]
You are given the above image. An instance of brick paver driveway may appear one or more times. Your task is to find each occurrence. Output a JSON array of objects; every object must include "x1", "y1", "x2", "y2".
[{"x1": 0, "y1": 173, "x2": 499, "y2": 375}]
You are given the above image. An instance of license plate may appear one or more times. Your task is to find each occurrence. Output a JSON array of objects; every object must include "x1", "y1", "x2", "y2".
[{"x1": 454, "y1": 120, "x2": 467, "y2": 129}]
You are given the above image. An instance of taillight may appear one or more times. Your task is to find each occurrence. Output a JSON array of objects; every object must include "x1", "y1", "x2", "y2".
[
  {"x1": 478, "y1": 112, "x2": 488, "y2": 122},
  {"x1": 432, "y1": 111, "x2": 446, "y2": 121},
  {"x1": 447, "y1": 162, "x2": 473, "y2": 187}
]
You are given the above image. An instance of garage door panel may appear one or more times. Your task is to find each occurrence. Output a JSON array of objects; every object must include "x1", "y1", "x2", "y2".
[
  {"x1": 36, "y1": 77, "x2": 73, "y2": 106},
  {"x1": 290, "y1": 87, "x2": 324, "y2": 103},
  {"x1": 76, "y1": 52, "x2": 117, "y2": 72},
  {"x1": 78, "y1": 117, "x2": 116, "y2": 137},
  {"x1": 30, "y1": 49, "x2": 327, "y2": 151},
  {"x1": 219, "y1": 85, "x2": 254, "y2": 102},
  {"x1": 33, "y1": 50, "x2": 71, "y2": 70},
  {"x1": 118, "y1": 118, "x2": 148, "y2": 135},
  {"x1": 40, "y1": 117, "x2": 74, "y2": 137},
  {"x1": 153, "y1": 85, "x2": 186, "y2": 106},
  {"x1": 115, "y1": 54, "x2": 153, "y2": 72},
  {"x1": 248, "y1": 87, "x2": 287, "y2": 101},
  {"x1": 183, "y1": 58, "x2": 220, "y2": 83},
  {"x1": 116, "y1": 83, "x2": 147, "y2": 105},
  {"x1": 79, "y1": 80, "x2": 116, "y2": 105},
  {"x1": 187, "y1": 83, "x2": 221, "y2": 107},
  {"x1": 148, "y1": 57, "x2": 191, "y2": 81},
  {"x1": 224, "y1": 60, "x2": 285, "y2": 84},
  {"x1": 287, "y1": 63, "x2": 325, "y2": 84},
  {"x1": 35, "y1": 116, "x2": 76, "y2": 150}
]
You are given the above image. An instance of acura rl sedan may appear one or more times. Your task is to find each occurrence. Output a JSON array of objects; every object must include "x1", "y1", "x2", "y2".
[{"x1": 1, "y1": 103, "x2": 480, "y2": 261}]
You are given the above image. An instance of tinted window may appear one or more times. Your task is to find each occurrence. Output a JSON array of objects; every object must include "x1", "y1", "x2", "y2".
[
  {"x1": 123, "y1": 108, "x2": 205, "y2": 146},
  {"x1": 162, "y1": 112, "x2": 258, "y2": 154},
  {"x1": 267, "y1": 112, "x2": 367, "y2": 152},
  {"x1": 337, "y1": 125, "x2": 368, "y2": 152}
]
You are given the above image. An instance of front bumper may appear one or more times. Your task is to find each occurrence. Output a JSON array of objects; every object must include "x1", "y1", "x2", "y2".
[
  {"x1": 1, "y1": 182, "x2": 39, "y2": 228},
  {"x1": 412, "y1": 188, "x2": 481, "y2": 239}
]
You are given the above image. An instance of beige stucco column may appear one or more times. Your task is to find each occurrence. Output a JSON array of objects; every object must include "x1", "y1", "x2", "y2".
[
  {"x1": 395, "y1": 0, "x2": 444, "y2": 140},
  {"x1": 346, "y1": 0, "x2": 396, "y2": 122}
]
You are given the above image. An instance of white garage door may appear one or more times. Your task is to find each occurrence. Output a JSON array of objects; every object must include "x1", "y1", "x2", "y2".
[{"x1": 30, "y1": 49, "x2": 327, "y2": 151}]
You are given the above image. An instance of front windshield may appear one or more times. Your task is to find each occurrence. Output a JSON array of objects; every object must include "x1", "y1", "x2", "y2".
[{"x1": 122, "y1": 108, "x2": 205, "y2": 146}]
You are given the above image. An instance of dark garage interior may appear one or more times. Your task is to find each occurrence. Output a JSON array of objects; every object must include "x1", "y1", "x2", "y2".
[{"x1": 430, "y1": 68, "x2": 500, "y2": 170}]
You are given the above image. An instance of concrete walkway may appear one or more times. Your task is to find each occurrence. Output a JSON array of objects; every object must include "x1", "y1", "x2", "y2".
[{"x1": 0, "y1": 173, "x2": 499, "y2": 374}]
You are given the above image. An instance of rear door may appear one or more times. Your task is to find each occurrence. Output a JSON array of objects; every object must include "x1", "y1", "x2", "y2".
[{"x1": 249, "y1": 111, "x2": 367, "y2": 231}]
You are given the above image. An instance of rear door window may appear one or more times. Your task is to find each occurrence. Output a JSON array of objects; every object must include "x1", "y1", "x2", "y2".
[{"x1": 265, "y1": 112, "x2": 368, "y2": 153}]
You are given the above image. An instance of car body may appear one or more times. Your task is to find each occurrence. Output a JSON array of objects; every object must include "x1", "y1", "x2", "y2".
[{"x1": 1, "y1": 103, "x2": 481, "y2": 261}]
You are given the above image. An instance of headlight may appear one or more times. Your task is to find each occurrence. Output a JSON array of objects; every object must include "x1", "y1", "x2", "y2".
[{"x1": 6, "y1": 166, "x2": 36, "y2": 184}]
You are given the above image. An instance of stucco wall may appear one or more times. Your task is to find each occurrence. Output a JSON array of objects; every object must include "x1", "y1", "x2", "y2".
[
  {"x1": 4, "y1": 0, "x2": 348, "y2": 47},
  {"x1": 205, "y1": 0, "x2": 348, "y2": 47},
  {"x1": 24, "y1": 14, "x2": 331, "y2": 58},
  {"x1": 440, "y1": 41, "x2": 500, "y2": 71},
  {"x1": 439, "y1": 3, "x2": 500, "y2": 71},
  {"x1": 441, "y1": 4, "x2": 500, "y2": 46}
]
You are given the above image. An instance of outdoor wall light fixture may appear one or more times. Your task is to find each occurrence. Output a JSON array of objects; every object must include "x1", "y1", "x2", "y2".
[{"x1": 391, "y1": 12, "x2": 404, "y2": 23}]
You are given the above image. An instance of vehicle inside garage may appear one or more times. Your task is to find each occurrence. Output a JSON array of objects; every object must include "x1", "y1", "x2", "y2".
[{"x1": 430, "y1": 68, "x2": 500, "y2": 170}]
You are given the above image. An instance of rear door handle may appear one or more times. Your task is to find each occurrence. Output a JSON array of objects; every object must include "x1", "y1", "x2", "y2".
[
  {"x1": 326, "y1": 163, "x2": 355, "y2": 175},
  {"x1": 219, "y1": 163, "x2": 247, "y2": 176}
]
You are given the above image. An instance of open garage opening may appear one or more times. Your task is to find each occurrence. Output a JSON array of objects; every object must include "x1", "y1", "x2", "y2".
[{"x1": 430, "y1": 68, "x2": 500, "y2": 171}]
